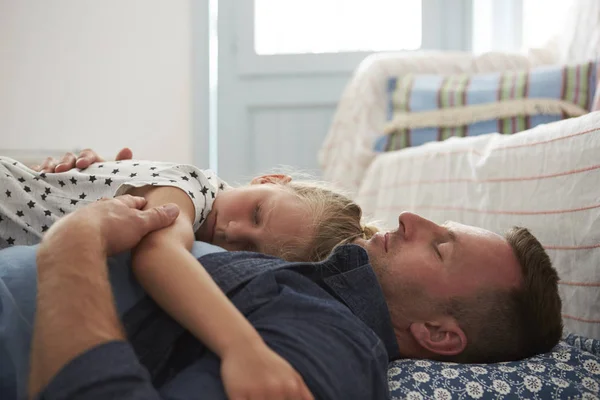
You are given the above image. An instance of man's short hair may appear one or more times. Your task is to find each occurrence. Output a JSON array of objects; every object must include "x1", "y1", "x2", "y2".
[{"x1": 443, "y1": 226, "x2": 563, "y2": 363}]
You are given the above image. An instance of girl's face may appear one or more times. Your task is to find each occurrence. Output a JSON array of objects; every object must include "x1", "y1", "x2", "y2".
[{"x1": 195, "y1": 183, "x2": 315, "y2": 258}]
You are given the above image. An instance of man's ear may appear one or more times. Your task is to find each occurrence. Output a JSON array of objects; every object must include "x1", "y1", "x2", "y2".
[
  {"x1": 250, "y1": 174, "x2": 292, "y2": 185},
  {"x1": 409, "y1": 317, "x2": 467, "y2": 357}
]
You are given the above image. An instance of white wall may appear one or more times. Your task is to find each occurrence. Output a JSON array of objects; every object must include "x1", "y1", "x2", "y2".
[{"x1": 0, "y1": 0, "x2": 195, "y2": 164}]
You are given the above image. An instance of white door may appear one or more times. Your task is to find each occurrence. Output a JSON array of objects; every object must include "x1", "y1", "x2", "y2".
[{"x1": 215, "y1": 0, "x2": 472, "y2": 183}]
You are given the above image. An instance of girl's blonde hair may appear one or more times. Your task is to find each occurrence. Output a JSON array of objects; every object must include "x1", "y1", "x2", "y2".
[{"x1": 274, "y1": 179, "x2": 379, "y2": 262}]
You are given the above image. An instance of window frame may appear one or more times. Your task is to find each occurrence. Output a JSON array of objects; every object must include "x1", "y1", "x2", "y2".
[{"x1": 234, "y1": 0, "x2": 473, "y2": 76}]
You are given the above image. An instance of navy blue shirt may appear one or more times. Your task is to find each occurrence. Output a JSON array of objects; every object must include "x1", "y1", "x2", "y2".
[{"x1": 40, "y1": 245, "x2": 401, "y2": 400}]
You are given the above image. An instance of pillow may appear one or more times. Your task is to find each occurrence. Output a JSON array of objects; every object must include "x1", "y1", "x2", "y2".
[
  {"x1": 357, "y1": 111, "x2": 600, "y2": 339},
  {"x1": 388, "y1": 334, "x2": 600, "y2": 400},
  {"x1": 375, "y1": 60, "x2": 599, "y2": 152}
]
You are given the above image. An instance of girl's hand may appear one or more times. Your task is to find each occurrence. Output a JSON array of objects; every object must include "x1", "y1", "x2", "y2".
[
  {"x1": 32, "y1": 147, "x2": 133, "y2": 173},
  {"x1": 221, "y1": 341, "x2": 314, "y2": 400}
]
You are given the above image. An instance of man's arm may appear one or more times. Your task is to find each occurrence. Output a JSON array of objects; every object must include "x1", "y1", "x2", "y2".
[{"x1": 28, "y1": 196, "x2": 179, "y2": 399}]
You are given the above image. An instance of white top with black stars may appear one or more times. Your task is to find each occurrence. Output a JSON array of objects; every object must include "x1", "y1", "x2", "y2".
[{"x1": 0, "y1": 157, "x2": 228, "y2": 248}]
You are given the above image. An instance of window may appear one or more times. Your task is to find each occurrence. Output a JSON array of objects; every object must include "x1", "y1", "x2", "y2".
[
  {"x1": 522, "y1": 0, "x2": 572, "y2": 48},
  {"x1": 254, "y1": 0, "x2": 422, "y2": 55}
]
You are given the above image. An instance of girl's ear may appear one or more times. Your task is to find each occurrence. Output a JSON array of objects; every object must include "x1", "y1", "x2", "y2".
[{"x1": 250, "y1": 174, "x2": 292, "y2": 185}]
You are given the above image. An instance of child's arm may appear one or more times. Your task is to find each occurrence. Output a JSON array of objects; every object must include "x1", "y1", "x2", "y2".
[{"x1": 129, "y1": 186, "x2": 313, "y2": 400}]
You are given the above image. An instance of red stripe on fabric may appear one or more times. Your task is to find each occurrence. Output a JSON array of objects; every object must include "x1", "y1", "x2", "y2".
[
  {"x1": 494, "y1": 127, "x2": 600, "y2": 151},
  {"x1": 364, "y1": 164, "x2": 600, "y2": 188},
  {"x1": 545, "y1": 243, "x2": 600, "y2": 250},
  {"x1": 463, "y1": 77, "x2": 470, "y2": 136},
  {"x1": 562, "y1": 314, "x2": 600, "y2": 323},
  {"x1": 497, "y1": 73, "x2": 504, "y2": 134},
  {"x1": 372, "y1": 203, "x2": 600, "y2": 216},
  {"x1": 524, "y1": 69, "x2": 531, "y2": 129},
  {"x1": 510, "y1": 73, "x2": 517, "y2": 133},
  {"x1": 559, "y1": 281, "x2": 600, "y2": 287}
]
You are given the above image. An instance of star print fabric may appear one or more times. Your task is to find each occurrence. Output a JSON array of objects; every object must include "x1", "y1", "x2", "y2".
[{"x1": 0, "y1": 157, "x2": 227, "y2": 248}]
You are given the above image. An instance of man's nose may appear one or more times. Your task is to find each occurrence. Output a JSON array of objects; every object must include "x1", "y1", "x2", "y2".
[{"x1": 398, "y1": 212, "x2": 440, "y2": 240}]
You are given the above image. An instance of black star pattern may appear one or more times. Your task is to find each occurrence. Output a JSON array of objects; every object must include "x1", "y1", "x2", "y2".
[
  {"x1": 23, "y1": 228, "x2": 28, "y2": 234},
  {"x1": 5, "y1": 190, "x2": 11, "y2": 198},
  {"x1": 188, "y1": 191, "x2": 195, "y2": 199},
  {"x1": 112, "y1": 169, "x2": 119, "y2": 174},
  {"x1": 70, "y1": 177, "x2": 77, "y2": 185},
  {"x1": 133, "y1": 163, "x2": 139, "y2": 167},
  {"x1": 7, "y1": 237, "x2": 15, "y2": 245},
  {"x1": 79, "y1": 192, "x2": 87, "y2": 199},
  {"x1": 41, "y1": 225, "x2": 49, "y2": 232},
  {"x1": 207, "y1": 176, "x2": 212, "y2": 180},
  {"x1": 199, "y1": 214, "x2": 205, "y2": 224},
  {"x1": 152, "y1": 173, "x2": 159, "y2": 177},
  {"x1": 41, "y1": 194, "x2": 47, "y2": 201},
  {"x1": 27, "y1": 200, "x2": 35, "y2": 209},
  {"x1": 130, "y1": 173, "x2": 137, "y2": 178},
  {"x1": 89, "y1": 175, "x2": 97, "y2": 182},
  {"x1": 98, "y1": 164, "x2": 104, "y2": 168},
  {"x1": 181, "y1": 176, "x2": 189, "y2": 181},
  {"x1": 58, "y1": 180, "x2": 66, "y2": 187},
  {"x1": 151, "y1": 182, "x2": 157, "y2": 186},
  {"x1": 169, "y1": 180, "x2": 176, "y2": 183},
  {"x1": 39, "y1": 172, "x2": 47, "y2": 179},
  {"x1": 150, "y1": 167, "x2": 157, "y2": 170},
  {"x1": 16, "y1": 210, "x2": 24, "y2": 217},
  {"x1": 190, "y1": 171, "x2": 198, "y2": 178},
  {"x1": 26, "y1": 223, "x2": 31, "y2": 227},
  {"x1": 70, "y1": 199, "x2": 79, "y2": 205},
  {"x1": 105, "y1": 178, "x2": 113, "y2": 186},
  {"x1": 5, "y1": 174, "x2": 10, "y2": 178},
  {"x1": 44, "y1": 210, "x2": 52, "y2": 216},
  {"x1": 12, "y1": 162, "x2": 17, "y2": 166},
  {"x1": 219, "y1": 183, "x2": 225, "y2": 190},
  {"x1": 18, "y1": 177, "x2": 25, "y2": 183},
  {"x1": 33, "y1": 176, "x2": 40, "y2": 181},
  {"x1": 200, "y1": 186, "x2": 209, "y2": 195},
  {"x1": 59, "y1": 208, "x2": 65, "y2": 214},
  {"x1": 211, "y1": 191, "x2": 215, "y2": 199},
  {"x1": 45, "y1": 187, "x2": 51, "y2": 194},
  {"x1": 23, "y1": 186, "x2": 31, "y2": 193}
]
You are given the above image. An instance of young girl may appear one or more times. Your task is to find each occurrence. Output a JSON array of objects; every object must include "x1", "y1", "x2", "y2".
[{"x1": 0, "y1": 152, "x2": 377, "y2": 400}]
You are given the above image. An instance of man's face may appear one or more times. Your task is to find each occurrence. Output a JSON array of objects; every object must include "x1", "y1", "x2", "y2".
[{"x1": 356, "y1": 212, "x2": 522, "y2": 306}]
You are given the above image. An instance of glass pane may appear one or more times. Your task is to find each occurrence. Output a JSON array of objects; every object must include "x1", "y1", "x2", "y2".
[
  {"x1": 255, "y1": 0, "x2": 422, "y2": 55},
  {"x1": 522, "y1": 0, "x2": 573, "y2": 48}
]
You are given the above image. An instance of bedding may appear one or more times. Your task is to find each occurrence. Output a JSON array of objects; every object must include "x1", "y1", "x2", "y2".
[
  {"x1": 388, "y1": 333, "x2": 600, "y2": 400},
  {"x1": 357, "y1": 111, "x2": 600, "y2": 339}
]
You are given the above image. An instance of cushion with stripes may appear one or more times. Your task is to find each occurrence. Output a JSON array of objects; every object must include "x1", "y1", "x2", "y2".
[{"x1": 375, "y1": 60, "x2": 598, "y2": 152}]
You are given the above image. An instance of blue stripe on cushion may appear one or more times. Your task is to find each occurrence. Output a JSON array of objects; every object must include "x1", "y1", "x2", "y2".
[
  {"x1": 409, "y1": 128, "x2": 439, "y2": 146},
  {"x1": 528, "y1": 67, "x2": 563, "y2": 98},
  {"x1": 467, "y1": 73, "x2": 501, "y2": 105},
  {"x1": 409, "y1": 75, "x2": 445, "y2": 111}
]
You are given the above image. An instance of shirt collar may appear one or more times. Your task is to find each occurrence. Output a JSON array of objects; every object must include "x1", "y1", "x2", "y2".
[{"x1": 314, "y1": 244, "x2": 401, "y2": 361}]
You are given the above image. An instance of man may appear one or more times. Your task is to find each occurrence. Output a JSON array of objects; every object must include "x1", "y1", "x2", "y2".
[{"x1": 0, "y1": 150, "x2": 563, "y2": 399}]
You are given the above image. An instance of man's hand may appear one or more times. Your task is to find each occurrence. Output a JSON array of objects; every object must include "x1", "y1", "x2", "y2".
[
  {"x1": 221, "y1": 341, "x2": 314, "y2": 400},
  {"x1": 29, "y1": 196, "x2": 180, "y2": 398},
  {"x1": 32, "y1": 147, "x2": 133, "y2": 173},
  {"x1": 42, "y1": 195, "x2": 180, "y2": 257}
]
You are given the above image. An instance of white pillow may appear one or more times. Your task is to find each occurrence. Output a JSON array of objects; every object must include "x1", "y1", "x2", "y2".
[{"x1": 356, "y1": 111, "x2": 600, "y2": 339}]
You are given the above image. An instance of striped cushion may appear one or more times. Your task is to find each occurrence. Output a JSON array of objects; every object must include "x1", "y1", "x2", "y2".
[{"x1": 375, "y1": 60, "x2": 599, "y2": 152}]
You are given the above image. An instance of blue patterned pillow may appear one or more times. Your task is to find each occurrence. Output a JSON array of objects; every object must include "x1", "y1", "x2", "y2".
[{"x1": 388, "y1": 334, "x2": 600, "y2": 399}]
